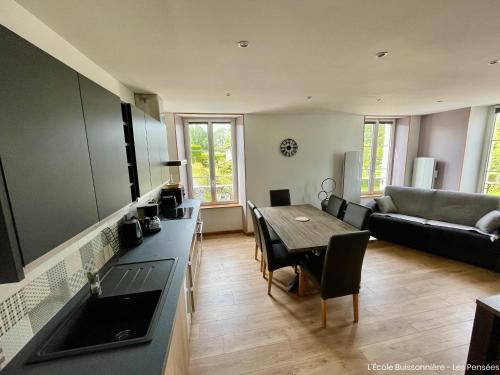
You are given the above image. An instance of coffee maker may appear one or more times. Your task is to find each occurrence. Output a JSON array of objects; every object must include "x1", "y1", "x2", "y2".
[{"x1": 137, "y1": 203, "x2": 161, "y2": 233}]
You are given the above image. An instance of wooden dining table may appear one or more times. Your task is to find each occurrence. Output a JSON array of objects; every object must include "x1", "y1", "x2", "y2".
[
  {"x1": 259, "y1": 204, "x2": 359, "y2": 253},
  {"x1": 259, "y1": 204, "x2": 359, "y2": 291}
]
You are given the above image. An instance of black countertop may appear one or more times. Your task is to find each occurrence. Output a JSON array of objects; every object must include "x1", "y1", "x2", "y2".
[{"x1": 2, "y1": 199, "x2": 200, "y2": 375}]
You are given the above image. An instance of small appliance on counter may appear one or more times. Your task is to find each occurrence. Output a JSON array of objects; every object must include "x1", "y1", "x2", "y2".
[
  {"x1": 137, "y1": 203, "x2": 162, "y2": 233},
  {"x1": 161, "y1": 186, "x2": 184, "y2": 207},
  {"x1": 123, "y1": 217, "x2": 143, "y2": 247}
]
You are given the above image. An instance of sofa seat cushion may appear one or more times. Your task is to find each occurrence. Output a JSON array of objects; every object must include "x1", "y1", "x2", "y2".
[
  {"x1": 427, "y1": 220, "x2": 498, "y2": 241},
  {"x1": 372, "y1": 213, "x2": 428, "y2": 225},
  {"x1": 368, "y1": 214, "x2": 428, "y2": 250}
]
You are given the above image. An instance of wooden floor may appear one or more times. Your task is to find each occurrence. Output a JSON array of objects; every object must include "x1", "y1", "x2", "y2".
[{"x1": 189, "y1": 234, "x2": 500, "y2": 374}]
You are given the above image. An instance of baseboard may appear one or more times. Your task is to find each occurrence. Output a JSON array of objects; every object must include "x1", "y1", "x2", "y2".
[{"x1": 203, "y1": 229, "x2": 245, "y2": 236}]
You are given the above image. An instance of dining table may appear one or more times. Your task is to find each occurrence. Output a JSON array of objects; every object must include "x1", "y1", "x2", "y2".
[{"x1": 259, "y1": 204, "x2": 359, "y2": 291}]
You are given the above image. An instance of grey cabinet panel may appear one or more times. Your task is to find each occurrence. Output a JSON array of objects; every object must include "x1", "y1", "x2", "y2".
[
  {"x1": 145, "y1": 115, "x2": 163, "y2": 188},
  {"x1": 131, "y1": 106, "x2": 152, "y2": 196},
  {"x1": 0, "y1": 26, "x2": 98, "y2": 265},
  {"x1": 78, "y1": 75, "x2": 130, "y2": 219}
]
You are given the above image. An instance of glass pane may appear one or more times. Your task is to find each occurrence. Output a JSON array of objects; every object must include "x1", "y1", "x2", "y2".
[
  {"x1": 212, "y1": 123, "x2": 234, "y2": 202},
  {"x1": 361, "y1": 124, "x2": 373, "y2": 193},
  {"x1": 373, "y1": 123, "x2": 393, "y2": 193},
  {"x1": 492, "y1": 113, "x2": 500, "y2": 141},
  {"x1": 188, "y1": 123, "x2": 212, "y2": 202}
]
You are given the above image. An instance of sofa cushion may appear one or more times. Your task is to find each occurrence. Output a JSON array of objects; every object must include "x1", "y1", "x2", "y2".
[
  {"x1": 368, "y1": 214, "x2": 428, "y2": 250},
  {"x1": 384, "y1": 186, "x2": 436, "y2": 219},
  {"x1": 476, "y1": 210, "x2": 500, "y2": 234},
  {"x1": 375, "y1": 196, "x2": 397, "y2": 213},
  {"x1": 372, "y1": 212, "x2": 428, "y2": 225}
]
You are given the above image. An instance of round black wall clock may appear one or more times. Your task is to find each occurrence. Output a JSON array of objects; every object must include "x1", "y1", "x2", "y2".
[{"x1": 280, "y1": 138, "x2": 298, "y2": 157}]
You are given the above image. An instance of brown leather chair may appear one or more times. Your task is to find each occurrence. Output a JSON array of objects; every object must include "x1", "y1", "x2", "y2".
[
  {"x1": 247, "y1": 201, "x2": 280, "y2": 272},
  {"x1": 269, "y1": 189, "x2": 291, "y2": 207},
  {"x1": 324, "y1": 194, "x2": 347, "y2": 219},
  {"x1": 255, "y1": 209, "x2": 299, "y2": 295},
  {"x1": 298, "y1": 230, "x2": 370, "y2": 328},
  {"x1": 343, "y1": 202, "x2": 372, "y2": 230}
]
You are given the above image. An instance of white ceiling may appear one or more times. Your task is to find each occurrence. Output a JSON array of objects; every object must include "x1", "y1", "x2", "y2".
[{"x1": 15, "y1": 0, "x2": 500, "y2": 115}]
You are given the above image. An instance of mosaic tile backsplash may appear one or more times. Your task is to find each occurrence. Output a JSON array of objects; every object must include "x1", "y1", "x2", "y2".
[{"x1": 0, "y1": 220, "x2": 123, "y2": 368}]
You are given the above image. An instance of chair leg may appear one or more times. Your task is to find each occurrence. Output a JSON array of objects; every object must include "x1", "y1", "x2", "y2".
[
  {"x1": 298, "y1": 267, "x2": 307, "y2": 297},
  {"x1": 353, "y1": 293, "x2": 359, "y2": 323},
  {"x1": 254, "y1": 243, "x2": 258, "y2": 261},
  {"x1": 262, "y1": 261, "x2": 266, "y2": 278},
  {"x1": 321, "y1": 298, "x2": 327, "y2": 328},
  {"x1": 267, "y1": 271, "x2": 273, "y2": 295},
  {"x1": 260, "y1": 256, "x2": 264, "y2": 273}
]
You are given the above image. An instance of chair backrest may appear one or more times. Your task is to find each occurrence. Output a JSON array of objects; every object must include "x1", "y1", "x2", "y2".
[
  {"x1": 343, "y1": 203, "x2": 372, "y2": 230},
  {"x1": 325, "y1": 194, "x2": 347, "y2": 218},
  {"x1": 269, "y1": 189, "x2": 291, "y2": 207},
  {"x1": 320, "y1": 231, "x2": 371, "y2": 299},
  {"x1": 247, "y1": 201, "x2": 261, "y2": 247},
  {"x1": 254, "y1": 209, "x2": 274, "y2": 267}
]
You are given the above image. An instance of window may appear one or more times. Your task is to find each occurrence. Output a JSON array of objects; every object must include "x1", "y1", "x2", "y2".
[
  {"x1": 361, "y1": 119, "x2": 394, "y2": 195},
  {"x1": 483, "y1": 108, "x2": 500, "y2": 196},
  {"x1": 184, "y1": 119, "x2": 237, "y2": 205}
]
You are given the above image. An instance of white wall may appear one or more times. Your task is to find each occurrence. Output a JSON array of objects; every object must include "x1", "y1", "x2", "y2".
[
  {"x1": 0, "y1": 0, "x2": 134, "y2": 102},
  {"x1": 461, "y1": 106, "x2": 489, "y2": 193},
  {"x1": 405, "y1": 115, "x2": 421, "y2": 185},
  {"x1": 245, "y1": 112, "x2": 364, "y2": 231}
]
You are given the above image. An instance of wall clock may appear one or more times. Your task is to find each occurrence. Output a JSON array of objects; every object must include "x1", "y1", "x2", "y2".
[{"x1": 280, "y1": 138, "x2": 298, "y2": 157}]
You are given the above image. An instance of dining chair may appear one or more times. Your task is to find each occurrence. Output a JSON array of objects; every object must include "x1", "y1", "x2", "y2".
[
  {"x1": 248, "y1": 201, "x2": 281, "y2": 272},
  {"x1": 298, "y1": 230, "x2": 370, "y2": 328},
  {"x1": 255, "y1": 209, "x2": 299, "y2": 295},
  {"x1": 325, "y1": 194, "x2": 347, "y2": 219},
  {"x1": 269, "y1": 189, "x2": 291, "y2": 207},
  {"x1": 342, "y1": 202, "x2": 372, "y2": 230}
]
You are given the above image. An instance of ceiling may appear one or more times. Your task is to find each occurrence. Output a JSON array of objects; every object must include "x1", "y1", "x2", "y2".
[{"x1": 15, "y1": 0, "x2": 500, "y2": 115}]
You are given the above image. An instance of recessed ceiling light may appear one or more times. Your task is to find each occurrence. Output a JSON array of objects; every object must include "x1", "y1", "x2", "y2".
[
  {"x1": 436, "y1": 100, "x2": 444, "y2": 103},
  {"x1": 307, "y1": 96, "x2": 312, "y2": 100},
  {"x1": 376, "y1": 98, "x2": 382, "y2": 102},
  {"x1": 375, "y1": 51, "x2": 389, "y2": 58},
  {"x1": 226, "y1": 92, "x2": 231, "y2": 97},
  {"x1": 489, "y1": 59, "x2": 500, "y2": 65},
  {"x1": 237, "y1": 40, "x2": 249, "y2": 48}
]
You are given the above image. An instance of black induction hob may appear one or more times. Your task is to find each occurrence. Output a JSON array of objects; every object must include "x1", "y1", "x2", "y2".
[{"x1": 159, "y1": 207, "x2": 194, "y2": 220}]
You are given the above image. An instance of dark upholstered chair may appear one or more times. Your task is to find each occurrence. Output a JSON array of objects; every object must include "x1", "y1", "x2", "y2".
[
  {"x1": 298, "y1": 231, "x2": 370, "y2": 328},
  {"x1": 325, "y1": 194, "x2": 347, "y2": 219},
  {"x1": 343, "y1": 203, "x2": 372, "y2": 230},
  {"x1": 255, "y1": 209, "x2": 299, "y2": 295},
  {"x1": 269, "y1": 189, "x2": 291, "y2": 207},
  {"x1": 248, "y1": 201, "x2": 280, "y2": 272}
]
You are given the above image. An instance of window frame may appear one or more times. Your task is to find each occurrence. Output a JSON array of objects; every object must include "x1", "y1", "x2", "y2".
[
  {"x1": 480, "y1": 106, "x2": 500, "y2": 195},
  {"x1": 183, "y1": 118, "x2": 239, "y2": 206},
  {"x1": 361, "y1": 118, "x2": 395, "y2": 196}
]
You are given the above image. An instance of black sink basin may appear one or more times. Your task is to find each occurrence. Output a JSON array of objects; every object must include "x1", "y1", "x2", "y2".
[{"x1": 29, "y1": 259, "x2": 177, "y2": 363}]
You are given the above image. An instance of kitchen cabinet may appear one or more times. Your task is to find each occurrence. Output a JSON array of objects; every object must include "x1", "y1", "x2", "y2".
[
  {"x1": 163, "y1": 275, "x2": 190, "y2": 375},
  {"x1": 131, "y1": 106, "x2": 152, "y2": 196},
  {"x1": 78, "y1": 74, "x2": 130, "y2": 219},
  {"x1": 159, "y1": 122, "x2": 170, "y2": 183},
  {"x1": 0, "y1": 25, "x2": 99, "y2": 267},
  {"x1": 146, "y1": 114, "x2": 163, "y2": 188}
]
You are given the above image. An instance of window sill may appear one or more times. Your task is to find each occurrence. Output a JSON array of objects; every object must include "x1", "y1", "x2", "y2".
[
  {"x1": 360, "y1": 193, "x2": 383, "y2": 198},
  {"x1": 200, "y1": 203, "x2": 241, "y2": 210}
]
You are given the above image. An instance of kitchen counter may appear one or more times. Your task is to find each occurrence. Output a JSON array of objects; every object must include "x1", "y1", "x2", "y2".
[{"x1": 2, "y1": 199, "x2": 200, "y2": 375}]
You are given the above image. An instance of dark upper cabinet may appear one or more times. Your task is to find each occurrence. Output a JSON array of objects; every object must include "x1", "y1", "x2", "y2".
[
  {"x1": 78, "y1": 75, "x2": 130, "y2": 219},
  {"x1": 131, "y1": 106, "x2": 152, "y2": 196},
  {"x1": 0, "y1": 26, "x2": 99, "y2": 266},
  {"x1": 159, "y1": 121, "x2": 170, "y2": 183},
  {"x1": 145, "y1": 114, "x2": 163, "y2": 188}
]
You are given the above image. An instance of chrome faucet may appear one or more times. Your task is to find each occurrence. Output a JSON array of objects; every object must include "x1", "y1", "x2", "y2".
[{"x1": 86, "y1": 270, "x2": 102, "y2": 297}]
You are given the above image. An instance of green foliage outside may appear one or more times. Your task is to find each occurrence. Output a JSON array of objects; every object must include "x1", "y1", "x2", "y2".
[
  {"x1": 361, "y1": 122, "x2": 391, "y2": 193},
  {"x1": 189, "y1": 123, "x2": 234, "y2": 202},
  {"x1": 484, "y1": 114, "x2": 500, "y2": 196}
]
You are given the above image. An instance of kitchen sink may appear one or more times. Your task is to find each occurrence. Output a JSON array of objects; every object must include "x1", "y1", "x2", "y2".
[{"x1": 29, "y1": 259, "x2": 176, "y2": 363}]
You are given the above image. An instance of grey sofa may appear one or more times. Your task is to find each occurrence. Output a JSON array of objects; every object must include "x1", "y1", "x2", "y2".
[{"x1": 368, "y1": 186, "x2": 500, "y2": 271}]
